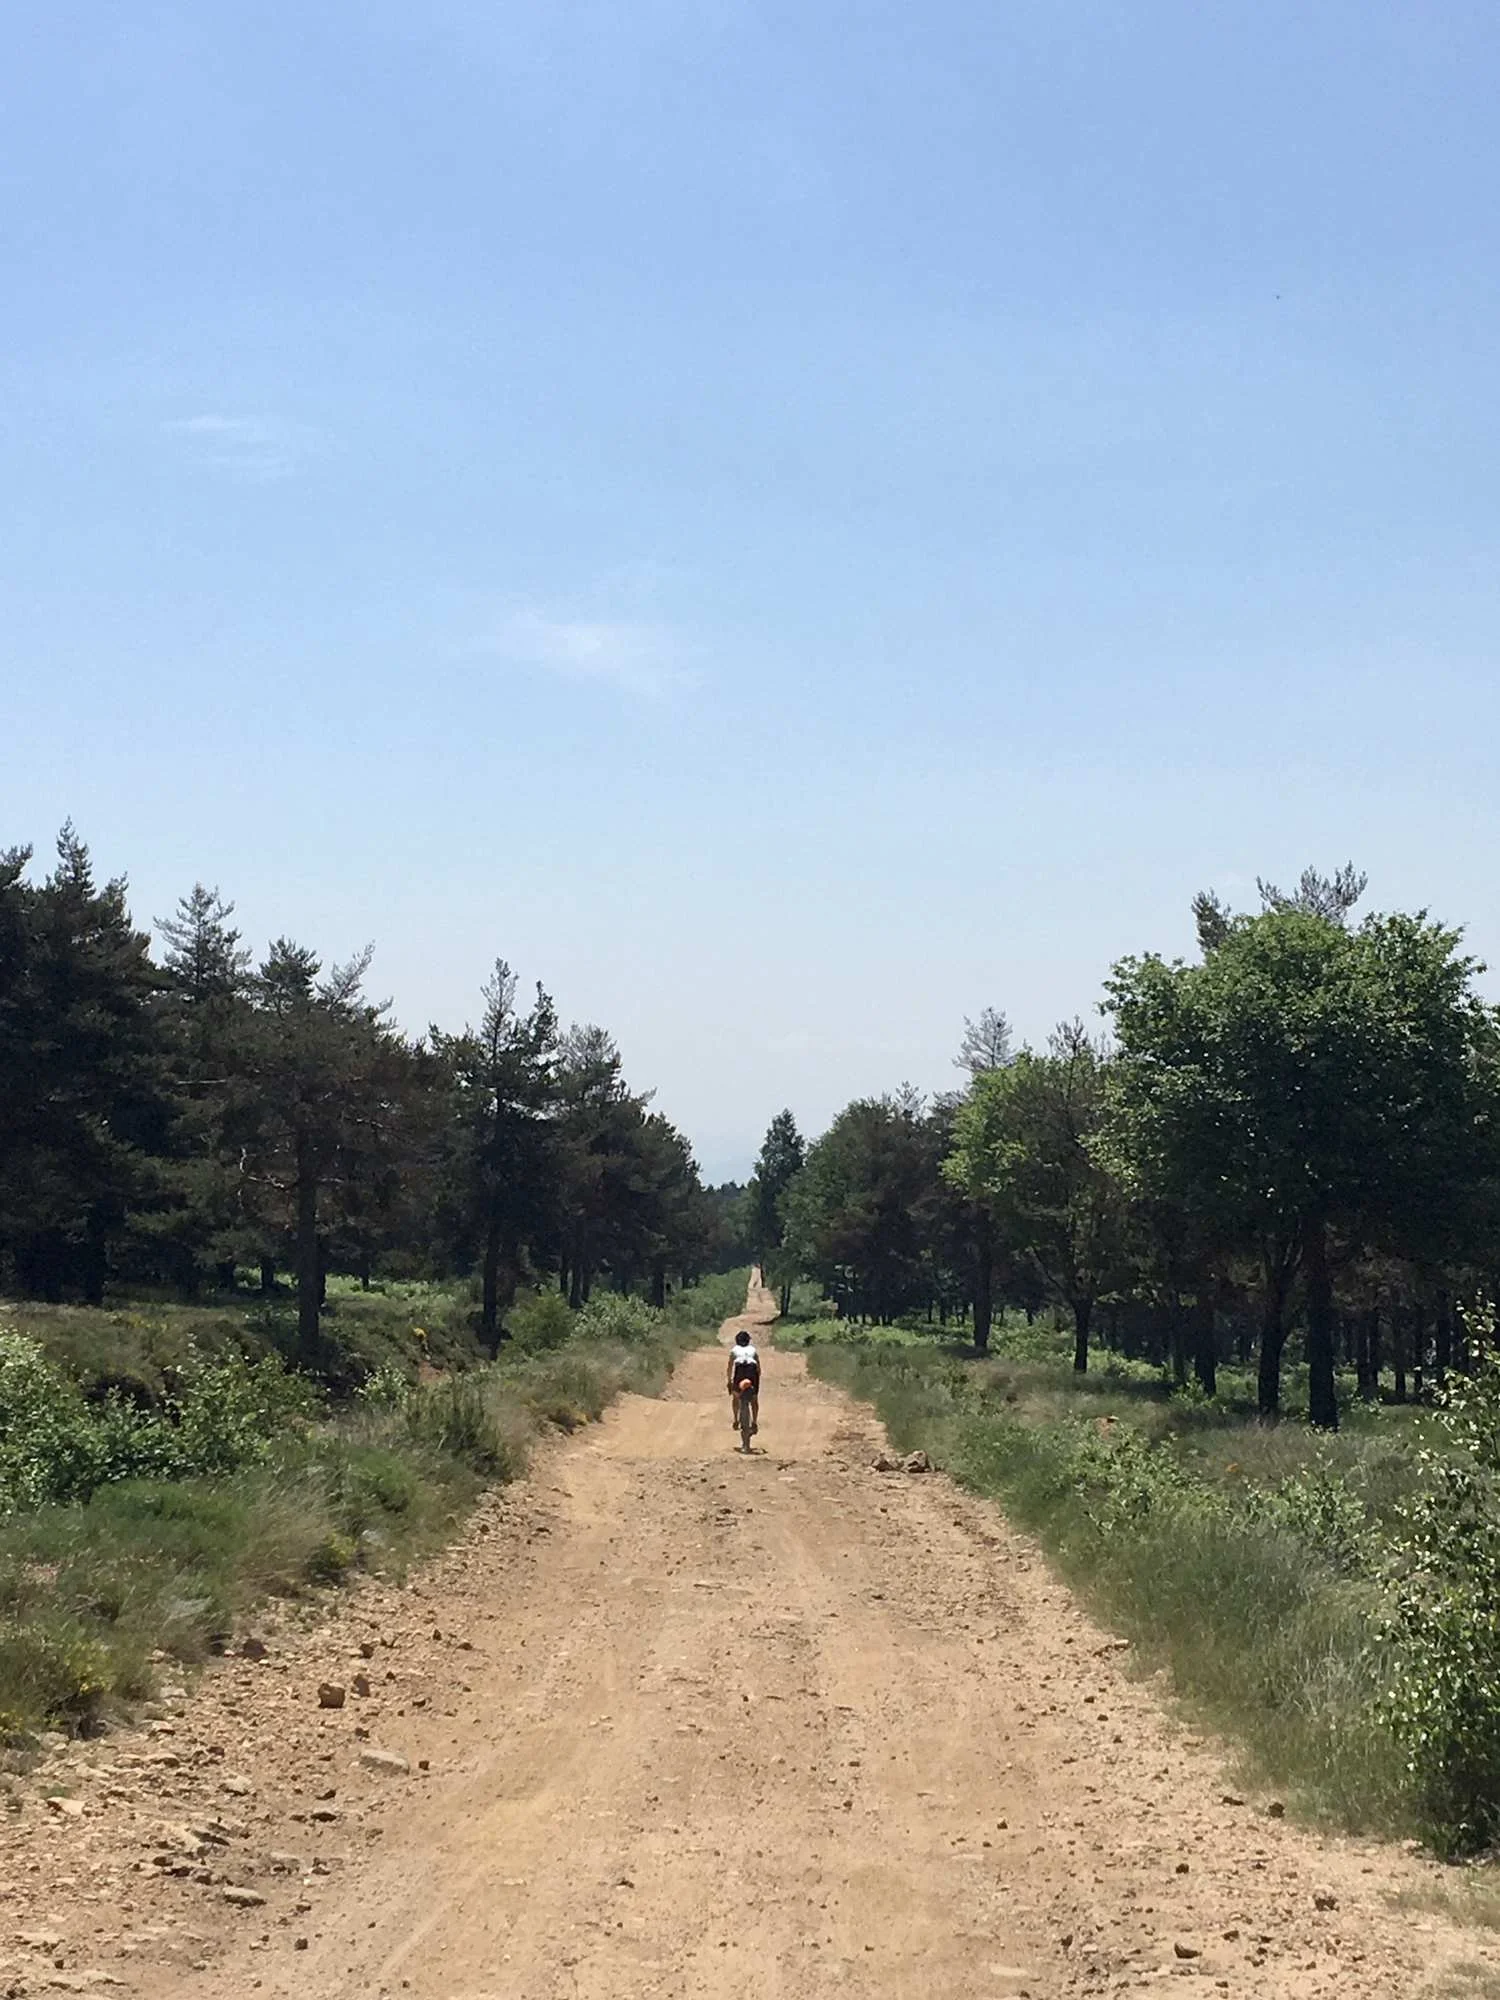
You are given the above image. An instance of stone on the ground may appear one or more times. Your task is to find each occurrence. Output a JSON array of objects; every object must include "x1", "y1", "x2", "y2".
[
  {"x1": 317, "y1": 1682, "x2": 346, "y2": 1709},
  {"x1": 902, "y1": 1450, "x2": 931, "y2": 1473}
]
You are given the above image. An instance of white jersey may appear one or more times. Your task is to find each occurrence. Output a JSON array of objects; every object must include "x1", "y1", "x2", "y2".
[{"x1": 730, "y1": 1341, "x2": 760, "y2": 1371}]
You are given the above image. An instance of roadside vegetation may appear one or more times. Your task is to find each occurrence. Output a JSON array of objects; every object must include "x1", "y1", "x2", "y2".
[
  {"x1": 743, "y1": 863, "x2": 1500, "y2": 1859},
  {"x1": 0, "y1": 1271, "x2": 736, "y2": 1744},
  {"x1": 0, "y1": 824, "x2": 749, "y2": 1748},
  {"x1": 803, "y1": 1311, "x2": 1500, "y2": 1857}
]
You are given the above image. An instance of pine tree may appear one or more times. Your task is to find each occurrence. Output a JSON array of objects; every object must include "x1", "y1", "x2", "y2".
[
  {"x1": 0, "y1": 828, "x2": 172, "y2": 1301},
  {"x1": 748, "y1": 1110, "x2": 805, "y2": 1314},
  {"x1": 433, "y1": 962, "x2": 559, "y2": 1346}
]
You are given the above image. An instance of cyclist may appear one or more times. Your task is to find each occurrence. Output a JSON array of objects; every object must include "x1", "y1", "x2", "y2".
[{"x1": 727, "y1": 1328, "x2": 760, "y2": 1436}]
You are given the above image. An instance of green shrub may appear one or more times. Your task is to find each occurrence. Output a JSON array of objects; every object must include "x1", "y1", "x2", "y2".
[
  {"x1": 0, "y1": 1327, "x2": 320, "y2": 1512},
  {"x1": 169, "y1": 1348, "x2": 320, "y2": 1476},
  {"x1": 0, "y1": 1329, "x2": 101, "y2": 1511},
  {"x1": 405, "y1": 1374, "x2": 521, "y2": 1477},
  {"x1": 660, "y1": 1269, "x2": 750, "y2": 1330},
  {"x1": 356, "y1": 1364, "x2": 413, "y2": 1412},
  {"x1": 1381, "y1": 1330, "x2": 1500, "y2": 1854},
  {"x1": 505, "y1": 1290, "x2": 575, "y2": 1352},
  {"x1": 0, "y1": 1620, "x2": 111, "y2": 1737},
  {"x1": 516, "y1": 1351, "x2": 614, "y2": 1429},
  {"x1": 0, "y1": 1296, "x2": 692, "y2": 1737},
  {"x1": 574, "y1": 1293, "x2": 660, "y2": 1343}
]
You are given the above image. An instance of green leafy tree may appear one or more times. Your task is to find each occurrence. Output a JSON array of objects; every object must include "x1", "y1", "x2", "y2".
[
  {"x1": 1105, "y1": 907, "x2": 1500, "y2": 1423},
  {"x1": 941, "y1": 1007, "x2": 1017, "y2": 1351},
  {"x1": 945, "y1": 1023, "x2": 1122, "y2": 1371},
  {"x1": 782, "y1": 1091, "x2": 942, "y2": 1322}
]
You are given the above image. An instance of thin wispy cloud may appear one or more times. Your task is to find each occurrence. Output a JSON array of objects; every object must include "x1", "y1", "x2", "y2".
[
  {"x1": 489, "y1": 609, "x2": 694, "y2": 699},
  {"x1": 164, "y1": 415, "x2": 314, "y2": 482}
]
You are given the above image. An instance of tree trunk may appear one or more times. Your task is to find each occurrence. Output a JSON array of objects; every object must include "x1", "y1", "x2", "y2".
[
  {"x1": 295, "y1": 1137, "x2": 321, "y2": 1361},
  {"x1": 260, "y1": 1258, "x2": 276, "y2": 1295},
  {"x1": 973, "y1": 1227, "x2": 994, "y2": 1358},
  {"x1": 1435, "y1": 1289, "x2": 1453, "y2": 1386},
  {"x1": 1392, "y1": 1306, "x2": 1408, "y2": 1404},
  {"x1": 1236, "y1": 1314, "x2": 1253, "y2": 1368},
  {"x1": 1192, "y1": 1293, "x2": 1217, "y2": 1397},
  {"x1": 481, "y1": 1219, "x2": 502, "y2": 1346},
  {"x1": 1168, "y1": 1301, "x2": 1189, "y2": 1386},
  {"x1": 1357, "y1": 1306, "x2": 1381, "y2": 1400},
  {"x1": 1258, "y1": 1292, "x2": 1288, "y2": 1419},
  {"x1": 779, "y1": 1281, "x2": 792, "y2": 1317},
  {"x1": 1071, "y1": 1297, "x2": 1092, "y2": 1374},
  {"x1": 650, "y1": 1260, "x2": 666, "y2": 1309},
  {"x1": 1304, "y1": 1219, "x2": 1338, "y2": 1431}
]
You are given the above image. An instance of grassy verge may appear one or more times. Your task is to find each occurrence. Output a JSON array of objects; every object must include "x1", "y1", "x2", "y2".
[
  {"x1": 0, "y1": 1295, "x2": 709, "y2": 1746},
  {"x1": 806, "y1": 1331, "x2": 1438, "y2": 1842},
  {"x1": 1, "y1": 1277, "x2": 490, "y2": 1404},
  {"x1": 660, "y1": 1267, "x2": 751, "y2": 1331}
]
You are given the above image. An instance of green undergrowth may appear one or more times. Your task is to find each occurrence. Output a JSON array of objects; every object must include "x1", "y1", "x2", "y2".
[
  {"x1": 808, "y1": 1331, "x2": 1498, "y2": 1856},
  {"x1": 1, "y1": 1278, "x2": 490, "y2": 1406},
  {"x1": 660, "y1": 1267, "x2": 752, "y2": 1331},
  {"x1": 0, "y1": 1291, "x2": 713, "y2": 1745}
]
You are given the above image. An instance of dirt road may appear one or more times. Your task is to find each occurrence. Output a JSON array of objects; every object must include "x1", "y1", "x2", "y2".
[{"x1": 4, "y1": 1278, "x2": 1497, "y2": 1999}]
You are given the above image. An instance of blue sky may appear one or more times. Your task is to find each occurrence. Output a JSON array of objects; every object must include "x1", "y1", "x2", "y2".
[{"x1": 5, "y1": 1, "x2": 1499, "y2": 1179}]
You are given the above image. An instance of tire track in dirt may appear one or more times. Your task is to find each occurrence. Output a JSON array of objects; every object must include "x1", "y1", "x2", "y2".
[{"x1": 4, "y1": 1275, "x2": 1498, "y2": 1999}]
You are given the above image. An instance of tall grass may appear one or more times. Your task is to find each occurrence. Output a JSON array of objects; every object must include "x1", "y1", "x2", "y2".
[
  {"x1": 659, "y1": 1267, "x2": 752, "y2": 1331},
  {"x1": 0, "y1": 1313, "x2": 693, "y2": 1743},
  {"x1": 808, "y1": 1338, "x2": 1423, "y2": 1838},
  {"x1": 0, "y1": 1279, "x2": 490, "y2": 1402}
]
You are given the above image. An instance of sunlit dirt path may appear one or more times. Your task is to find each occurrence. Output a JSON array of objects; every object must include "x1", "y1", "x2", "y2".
[{"x1": 3, "y1": 1275, "x2": 1495, "y2": 2000}]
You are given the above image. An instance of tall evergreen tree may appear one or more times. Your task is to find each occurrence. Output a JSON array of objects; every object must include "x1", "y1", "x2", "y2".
[
  {"x1": 748, "y1": 1109, "x2": 805, "y2": 1314},
  {"x1": 233, "y1": 940, "x2": 409, "y2": 1357},
  {"x1": 0, "y1": 828, "x2": 172, "y2": 1301},
  {"x1": 433, "y1": 962, "x2": 559, "y2": 1346}
]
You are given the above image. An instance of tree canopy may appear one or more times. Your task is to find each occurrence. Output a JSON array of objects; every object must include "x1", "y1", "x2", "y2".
[{"x1": 0, "y1": 828, "x2": 741, "y2": 1344}]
